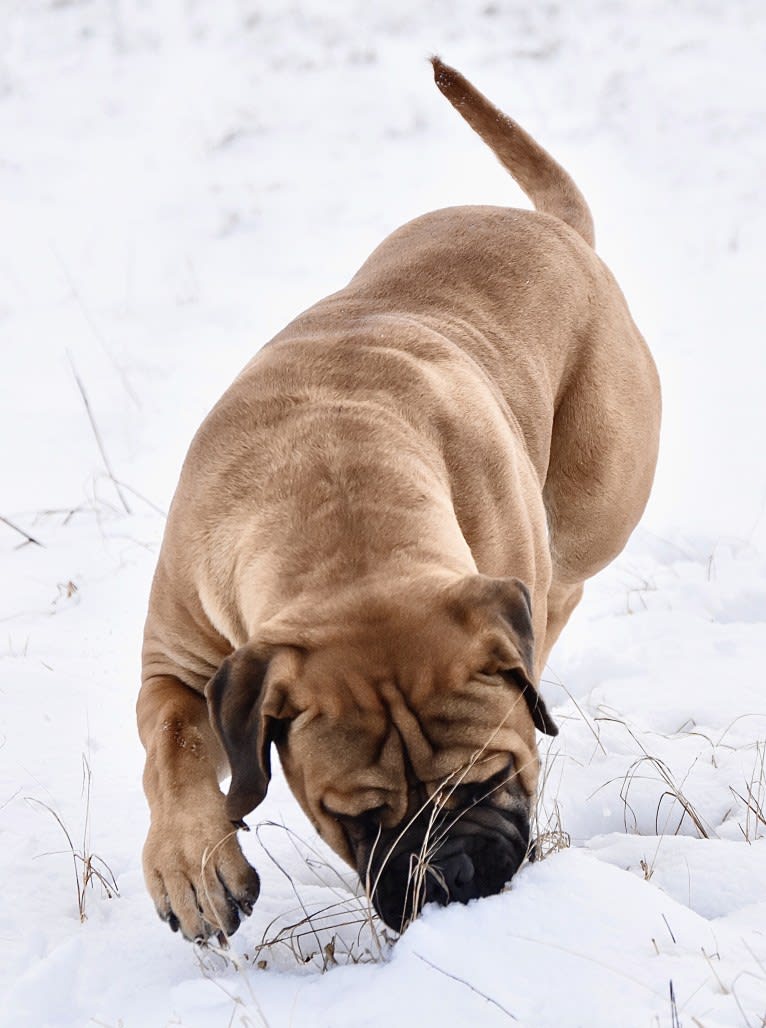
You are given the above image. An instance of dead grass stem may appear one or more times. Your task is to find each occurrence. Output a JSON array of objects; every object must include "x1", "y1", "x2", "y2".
[
  {"x1": 67, "y1": 352, "x2": 132, "y2": 515},
  {"x1": 26, "y1": 754, "x2": 118, "y2": 922},
  {"x1": 0, "y1": 514, "x2": 44, "y2": 548}
]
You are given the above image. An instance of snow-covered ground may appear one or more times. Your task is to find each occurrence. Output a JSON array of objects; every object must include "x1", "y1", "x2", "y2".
[{"x1": 2, "y1": 2, "x2": 765, "y2": 1025}]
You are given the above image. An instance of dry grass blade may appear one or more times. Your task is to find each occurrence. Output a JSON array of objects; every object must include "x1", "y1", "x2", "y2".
[
  {"x1": 414, "y1": 952, "x2": 518, "y2": 1021},
  {"x1": 255, "y1": 822, "x2": 341, "y2": 965},
  {"x1": 423, "y1": 755, "x2": 535, "y2": 859},
  {"x1": 252, "y1": 821, "x2": 394, "y2": 970},
  {"x1": 199, "y1": 828, "x2": 246, "y2": 945},
  {"x1": 530, "y1": 741, "x2": 570, "y2": 861},
  {"x1": 0, "y1": 514, "x2": 44, "y2": 547},
  {"x1": 53, "y1": 245, "x2": 140, "y2": 406},
  {"x1": 592, "y1": 714, "x2": 715, "y2": 840},
  {"x1": 543, "y1": 665, "x2": 607, "y2": 757},
  {"x1": 112, "y1": 479, "x2": 167, "y2": 518},
  {"x1": 363, "y1": 765, "x2": 462, "y2": 933},
  {"x1": 630, "y1": 756, "x2": 706, "y2": 837},
  {"x1": 67, "y1": 352, "x2": 132, "y2": 515},
  {"x1": 731, "y1": 741, "x2": 766, "y2": 843},
  {"x1": 669, "y1": 979, "x2": 681, "y2": 1028},
  {"x1": 26, "y1": 755, "x2": 118, "y2": 922}
]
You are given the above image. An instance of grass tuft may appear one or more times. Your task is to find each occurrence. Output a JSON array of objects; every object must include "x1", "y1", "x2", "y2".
[{"x1": 27, "y1": 754, "x2": 118, "y2": 923}]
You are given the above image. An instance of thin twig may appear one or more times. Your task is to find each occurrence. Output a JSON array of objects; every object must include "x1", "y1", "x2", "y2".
[
  {"x1": 669, "y1": 979, "x2": 681, "y2": 1028},
  {"x1": 544, "y1": 664, "x2": 607, "y2": 757},
  {"x1": 414, "y1": 953, "x2": 518, "y2": 1021},
  {"x1": 52, "y1": 244, "x2": 139, "y2": 406},
  {"x1": 255, "y1": 822, "x2": 328, "y2": 963},
  {"x1": 0, "y1": 514, "x2": 44, "y2": 547},
  {"x1": 113, "y1": 480, "x2": 166, "y2": 517},
  {"x1": 26, "y1": 754, "x2": 118, "y2": 921},
  {"x1": 67, "y1": 353, "x2": 131, "y2": 514}
]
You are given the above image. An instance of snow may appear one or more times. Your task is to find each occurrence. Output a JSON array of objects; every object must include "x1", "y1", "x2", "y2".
[{"x1": 1, "y1": 2, "x2": 765, "y2": 1026}]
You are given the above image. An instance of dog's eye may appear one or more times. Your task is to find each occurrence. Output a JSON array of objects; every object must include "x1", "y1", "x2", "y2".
[
  {"x1": 326, "y1": 804, "x2": 387, "y2": 840},
  {"x1": 347, "y1": 804, "x2": 387, "y2": 826},
  {"x1": 453, "y1": 761, "x2": 515, "y2": 805},
  {"x1": 476, "y1": 666, "x2": 501, "y2": 681}
]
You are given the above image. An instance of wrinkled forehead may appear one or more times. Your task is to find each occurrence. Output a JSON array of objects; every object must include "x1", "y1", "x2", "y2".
[
  {"x1": 378, "y1": 675, "x2": 530, "y2": 784},
  {"x1": 295, "y1": 605, "x2": 495, "y2": 706},
  {"x1": 291, "y1": 658, "x2": 530, "y2": 789}
]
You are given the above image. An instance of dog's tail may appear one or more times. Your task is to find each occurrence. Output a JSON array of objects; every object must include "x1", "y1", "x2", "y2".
[{"x1": 431, "y1": 57, "x2": 595, "y2": 248}]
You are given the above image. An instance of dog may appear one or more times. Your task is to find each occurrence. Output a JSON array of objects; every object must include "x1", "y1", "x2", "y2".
[{"x1": 138, "y1": 58, "x2": 661, "y2": 941}]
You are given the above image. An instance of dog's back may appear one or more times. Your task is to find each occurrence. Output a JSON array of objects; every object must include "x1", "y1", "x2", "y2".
[{"x1": 170, "y1": 63, "x2": 657, "y2": 648}]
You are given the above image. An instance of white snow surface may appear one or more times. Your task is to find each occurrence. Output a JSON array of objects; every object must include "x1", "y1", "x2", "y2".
[{"x1": 2, "y1": 2, "x2": 765, "y2": 1026}]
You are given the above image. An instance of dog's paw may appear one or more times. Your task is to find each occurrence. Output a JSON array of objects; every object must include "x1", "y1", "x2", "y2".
[{"x1": 142, "y1": 812, "x2": 261, "y2": 943}]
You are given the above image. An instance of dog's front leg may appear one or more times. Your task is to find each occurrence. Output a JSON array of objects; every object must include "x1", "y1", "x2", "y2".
[{"x1": 137, "y1": 674, "x2": 261, "y2": 942}]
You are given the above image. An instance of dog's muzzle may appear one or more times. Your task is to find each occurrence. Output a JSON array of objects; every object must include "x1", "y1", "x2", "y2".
[{"x1": 369, "y1": 798, "x2": 530, "y2": 931}]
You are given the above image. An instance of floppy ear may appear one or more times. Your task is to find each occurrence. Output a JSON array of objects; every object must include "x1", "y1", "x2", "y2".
[
  {"x1": 491, "y1": 577, "x2": 559, "y2": 738},
  {"x1": 451, "y1": 574, "x2": 558, "y2": 737},
  {"x1": 501, "y1": 666, "x2": 559, "y2": 737},
  {"x1": 205, "y1": 644, "x2": 282, "y2": 821}
]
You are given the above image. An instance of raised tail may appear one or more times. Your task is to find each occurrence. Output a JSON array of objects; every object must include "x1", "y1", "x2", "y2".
[{"x1": 431, "y1": 57, "x2": 595, "y2": 248}]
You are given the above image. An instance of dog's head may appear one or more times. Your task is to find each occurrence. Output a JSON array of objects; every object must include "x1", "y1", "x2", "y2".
[{"x1": 205, "y1": 574, "x2": 557, "y2": 930}]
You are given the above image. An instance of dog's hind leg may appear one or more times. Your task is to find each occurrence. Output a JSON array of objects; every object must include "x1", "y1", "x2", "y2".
[
  {"x1": 540, "y1": 306, "x2": 660, "y2": 673},
  {"x1": 539, "y1": 578, "x2": 584, "y2": 675}
]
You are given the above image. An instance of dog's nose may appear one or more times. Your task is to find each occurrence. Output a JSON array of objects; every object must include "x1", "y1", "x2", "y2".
[
  {"x1": 375, "y1": 848, "x2": 481, "y2": 927},
  {"x1": 435, "y1": 851, "x2": 476, "y2": 904},
  {"x1": 370, "y1": 801, "x2": 530, "y2": 930}
]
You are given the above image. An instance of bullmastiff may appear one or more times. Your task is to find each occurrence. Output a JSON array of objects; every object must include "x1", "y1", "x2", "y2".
[{"x1": 138, "y1": 58, "x2": 661, "y2": 941}]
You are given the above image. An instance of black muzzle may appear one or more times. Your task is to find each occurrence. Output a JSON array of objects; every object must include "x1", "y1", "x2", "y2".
[{"x1": 369, "y1": 800, "x2": 530, "y2": 931}]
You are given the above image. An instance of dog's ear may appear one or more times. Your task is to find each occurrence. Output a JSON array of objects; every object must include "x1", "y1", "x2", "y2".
[
  {"x1": 500, "y1": 665, "x2": 559, "y2": 737},
  {"x1": 490, "y1": 576, "x2": 558, "y2": 737},
  {"x1": 449, "y1": 574, "x2": 558, "y2": 737},
  {"x1": 205, "y1": 644, "x2": 296, "y2": 821}
]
